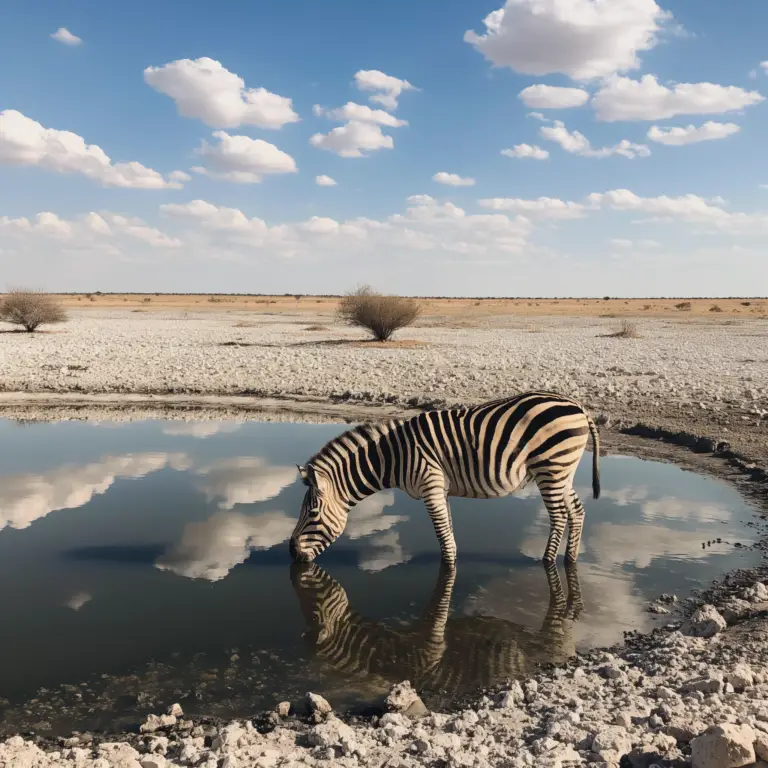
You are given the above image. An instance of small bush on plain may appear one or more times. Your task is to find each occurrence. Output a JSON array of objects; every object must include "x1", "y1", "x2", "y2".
[
  {"x1": 337, "y1": 285, "x2": 422, "y2": 342},
  {"x1": 611, "y1": 319, "x2": 640, "y2": 339},
  {"x1": 675, "y1": 301, "x2": 692, "y2": 311},
  {"x1": 0, "y1": 289, "x2": 68, "y2": 332}
]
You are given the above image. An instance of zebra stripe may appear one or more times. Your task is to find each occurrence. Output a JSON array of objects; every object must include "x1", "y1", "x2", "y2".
[
  {"x1": 290, "y1": 391, "x2": 600, "y2": 566},
  {"x1": 290, "y1": 561, "x2": 582, "y2": 694}
]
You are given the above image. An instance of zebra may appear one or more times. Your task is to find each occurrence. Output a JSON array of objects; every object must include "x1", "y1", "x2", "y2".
[
  {"x1": 290, "y1": 391, "x2": 600, "y2": 567},
  {"x1": 291, "y1": 561, "x2": 583, "y2": 696}
]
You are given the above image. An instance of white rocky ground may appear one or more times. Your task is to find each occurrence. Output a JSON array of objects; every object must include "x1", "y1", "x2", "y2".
[
  {"x1": 1, "y1": 310, "x2": 766, "y2": 420},
  {"x1": 3, "y1": 576, "x2": 768, "y2": 767}
]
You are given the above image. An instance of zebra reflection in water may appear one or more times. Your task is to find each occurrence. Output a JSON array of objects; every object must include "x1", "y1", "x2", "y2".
[{"x1": 290, "y1": 562, "x2": 583, "y2": 695}]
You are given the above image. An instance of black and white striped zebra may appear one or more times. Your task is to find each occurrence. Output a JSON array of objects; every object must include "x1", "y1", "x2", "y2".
[
  {"x1": 290, "y1": 561, "x2": 582, "y2": 694},
  {"x1": 290, "y1": 391, "x2": 600, "y2": 566}
]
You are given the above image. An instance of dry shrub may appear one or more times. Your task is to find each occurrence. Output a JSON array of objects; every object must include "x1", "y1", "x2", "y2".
[
  {"x1": 742, "y1": 301, "x2": 752, "y2": 306},
  {"x1": 709, "y1": 304, "x2": 723, "y2": 313},
  {"x1": 610, "y1": 319, "x2": 640, "y2": 339},
  {"x1": 0, "y1": 289, "x2": 68, "y2": 332},
  {"x1": 337, "y1": 285, "x2": 422, "y2": 342},
  {"x1": 675, "y1": 301, "x2": 692, "y2": 311},
  {"x1": 305, "y1": 324, "x2": 329, "y2": 331}
]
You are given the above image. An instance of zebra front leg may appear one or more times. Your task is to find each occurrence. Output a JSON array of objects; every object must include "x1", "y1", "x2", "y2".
[
  {"x1": 563, "y1": 559, "x2": 584, "y2": 621},
  {"x1": 535, "y1": 474, "x2": 570, "y2": 565},
  {"x1": 422, "y1": 492, "x2": 457, "y2": 567},
  {"x1": 564, "y1": 488, "x2": 586, "y2": 564}
]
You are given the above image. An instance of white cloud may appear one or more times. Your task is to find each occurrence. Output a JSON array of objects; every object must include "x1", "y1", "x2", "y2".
[
  {"x1": 301, "y1": 216, "x2": 340, "y2": 235},
  {"x1": 194, "y1": 130, "x2": 297, "y2": 183},
  {"x1": 1, "y1": 210, "x2": 182, "y2": 248},
  {"x1": 354, "y1": 70, "x2": 417, "y2": 110},
  {"x1": 647, "y1": 121, "x2": 741, "y2": 146},
  {"x1": 345, "y1": 491, "x2": 405, "y2": 539},
  {"x1": 144, "y1": 57, "x2": 299, "y2": 129},
  {"x1": 519, "y1": 85, "x2": 590, "y2": 109},
  {"x1": 317, "y1": 102, "x2": 407, "y2": 127},
  {"x1": 0, "y1": 453, "x2": 190, "y2": 531},
  {"x1": 65, "y1": 592, "x2": 92, "y2": 611},
  {"x1": 315, "y1": 174, "x2": 337, "y2": 187},
  {"x1": 161, "y1": 199, "x2": 252, "y2": 230},
  {"x1": 195, "y1": 457, "x2": 297, "y2": 509},
  {"x1": 592, "y1": 75, "x2": 764, "y2": 121},
  {"x1": 540, "y1": 120, "x2": 651, "y2": 158},
  {"x1": 501, "y1": 144, "x2": 550, "y2": 160},
  {"x1": 433, "y1": 172, "x2": 475, "y2": 187},
  {"x1": 761, "y1": 62, "x2": 768, "y2": 73},
  {"x1": 310, "y1": 120, "x2": 394, "y2": 158},
  {"x1": 610, "y1": 238, "x2": 633, "y2": 248},
  {"x1": 156, "y1": 509, "x2": 295, "y2": 581},
  {"x1": 51, "y1": 27, "x2": 81, "y2": 46},
  {"x1": 169, "y1": 170, "x2": 192, "y2": 182},
  {"x1": 479, "y1": 196, "x2": 588, "y2": 219},
  {"x1": 162, "y1": 421, "x2": 243, "y2": 439},
  {"x1": 0, "y1": 110, "x2": 182, "y2": 189},
  {"x1": 465, "y1": 0, "x2": 671, "y2": 80}
]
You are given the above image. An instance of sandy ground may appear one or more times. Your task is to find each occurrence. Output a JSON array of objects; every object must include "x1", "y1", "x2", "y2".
[
  {"x1": 19, "y1": 292, "x2": 768, "y2": 319},
  {"x1": 2, "y1": 306, "x2": 768, "y2": 766}
]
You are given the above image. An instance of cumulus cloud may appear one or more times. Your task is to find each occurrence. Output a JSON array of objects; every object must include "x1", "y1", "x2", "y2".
[
  {"x1": 519, "y1": 85, "x2": 590, "y2": 109},
  {"x1": 65, "y1": 592, "x2": 92, "y2": 611},
  {"x1": 51, "y1": 27, "x2": 81, "y2": 46},
  {"x1": 194, "y1": 130, "x2": 297, "y2": 183},
  {"x1": 315, "y1": 174, "x2": 337, "y2": 186},
  {"x1": 194, "y1": 457, "x2": 297, "y2": 510},
  {"x1": 501, "y1": 144, "x2": 550, "y2": 160},
  {"x1": 647, "y1": 121, "x2": 741, "y2": 145},
  {"x1": 162, "y1": 421, "x2": 243, "y2": 439},
  {"x1": 354, "y1": 70, "x2": 417, "y2": 110},
  {"x1": 592, "y1": 75, "x2": 764, "y2": 122},
  {"x1": 433, "y1": 172, "x2": 475, "y2": 187},
  {"x1": 316, "y1": 102, "x2": 407, "y2": 127},
  {"x1": 144, "y1": 57, "x2": 299, "y2": 129},
  {"x1": 0, "y1": 110, "x2": 182, "y2": 189},
  {"x1": 169, "y1": 170, "x2": 192, "y2": 182},
  {"x1": 0, "y1": 453, "x2": 191, "y2": 531},
  {"x1": 310, "y1": 120, "x2": 394, "y2": 158},
  {"x1": 0, "y1": 210, "x2": 181, "y2": 248},
  {"x1": 156, "y1": 509, "x2": 295, "y2": 581},
  {"x1": 479, "y1": 196, "x2": 588, "y2": 220},
  {"x1": 540, "y1": 120, "x2": 651, "y2": 158},
  {"x1": 465, "y1": 0, "x2": 671, "y2": 80}
]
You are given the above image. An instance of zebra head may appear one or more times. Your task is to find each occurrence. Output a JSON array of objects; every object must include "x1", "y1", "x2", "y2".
[
  {"x1": 289, "y1": 463, "x2": 349, "y2": 562},
  {"x1": 289, "y1": 561, "x2": 350, "y2": 645}
]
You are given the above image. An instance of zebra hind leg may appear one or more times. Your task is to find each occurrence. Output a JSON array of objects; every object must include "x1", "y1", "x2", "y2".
[
  {"x1": 535, "y1": 474, "x2": 570, "y2": 565},
  {"x1": 564, "y1": 488, "x2": 586, "y2": 564}
]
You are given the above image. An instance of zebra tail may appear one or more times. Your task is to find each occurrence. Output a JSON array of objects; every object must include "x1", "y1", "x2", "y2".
[{"x1": 588, "y1": 416, "x2": 601, "y2": 500}]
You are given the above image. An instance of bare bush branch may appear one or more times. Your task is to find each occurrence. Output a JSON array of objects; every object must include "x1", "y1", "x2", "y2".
[
  {"x1": 0, "y1": 289, "x2": 68, "y2": 332},
  {"x1": 337, "y1": 285, "x2": 422, "y2": 342}
]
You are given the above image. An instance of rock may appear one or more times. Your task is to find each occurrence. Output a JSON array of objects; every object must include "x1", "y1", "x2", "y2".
[
  {"x1": 306, "y1": 692, "x2": 332, "y2": 717},
  {"x1": 691, "y1": 724, "x2": 755, "y2": 768},
  {"x1": 720, "y1": 599, "x2": 752, "y2": 623},
  {"x1": 614, "y1": 712, "x2": 632, "y2": 728},
  {"x1": 147, "y1": 736, "x2": 169, "y2": 754},
  {"x1": 726, "y1": 663, "x2": 754, "y2": 691},
  {"x1": 599, "y1": 664, "x2": 624, "y2": 680},
  {"x1": 665, "y1": 718, "x2": 707, "y2": 744},
  {"x1": 681, "y1": 605, "x2": 727, "y2": 638},
  {"x1": 212, "y1": 722, "x2": 248, "y2": 751},
  {"x1": 140, "y1": 758, "x2": 167, "y2": 768},
  {"x1": 386, "y1": 681, "x2": 427, "y2": 716},
  {"x1": 97, "y1": 742, "x2": 144, "y2": 767},
  {"x1": 743, "y1": 582, "x2": 768, "y2": 603},
  {"x1": 681, "y1": 676, "x2": 723, "y2": 695},
  {"x1": 168, "y1": 702, "x2": 184, "y2": 717},
  {"x1": 756, "y1": 731, "x2": 768, "y2": 761},
  {"x1": 308, "y1": 716, "x2": 358, "y2": 754},
  {"x1": 276, "y1": 701, "x2": 291, "y2": 718},
  {"x1": 592, "y1": 726, "x2": 631, "y2": 757},
  {"x1": 139, "y1": 714, "x2": 177, "y2": 733}
]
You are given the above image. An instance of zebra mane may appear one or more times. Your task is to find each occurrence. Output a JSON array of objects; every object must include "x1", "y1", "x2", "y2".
[{"x1": 307, "y1": 420, "x2": 391, "y2": 469}]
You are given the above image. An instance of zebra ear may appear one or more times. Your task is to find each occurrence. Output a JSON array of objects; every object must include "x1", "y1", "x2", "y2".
[{"x1": 297, "y1": 464, "x2": 310, "y2": 485}]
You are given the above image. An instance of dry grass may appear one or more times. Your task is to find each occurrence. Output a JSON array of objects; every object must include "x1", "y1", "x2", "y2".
[
  {"x1": 233, "y1": 321, "x2": 257, "y2": 328},
  {"x1": 0, "y1": 289, "x2": 68, "y2": 332},
  {"x1": 304, "y1": 324, "x2": 330, "y2": 331},
  {"x1": 710, "y1": 304, "x2": 723, "y2": 313},
  {"x1": 21, "y1": 293, "x2": 768, "y2": 320},
  {"x1": 337, "y1": 285, "x2": 422, "y2": 342}
]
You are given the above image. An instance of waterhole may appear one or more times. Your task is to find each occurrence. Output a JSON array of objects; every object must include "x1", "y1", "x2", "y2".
[{"x1": 0, "y1": 417, "x2": 761, "y2": 735}]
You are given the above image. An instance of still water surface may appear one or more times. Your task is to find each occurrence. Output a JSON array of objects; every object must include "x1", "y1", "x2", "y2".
[{"x1": 0, "y1": 417, "x2": 761, "y2": 733}]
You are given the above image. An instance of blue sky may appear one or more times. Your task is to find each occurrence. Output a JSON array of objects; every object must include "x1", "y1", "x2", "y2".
[{"x1": 1, "y1": 0, "x2": 767, "y2": 296}]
